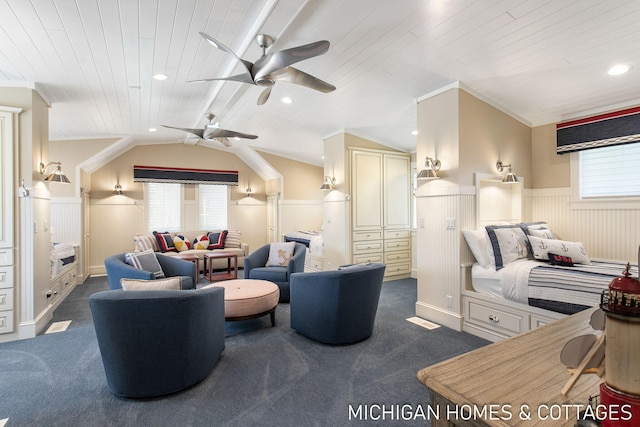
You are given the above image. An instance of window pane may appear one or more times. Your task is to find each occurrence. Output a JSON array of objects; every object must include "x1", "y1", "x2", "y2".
[
  {"x1": 199, "y1": 185, "x2": 228, "y2": 230},
  {"x1": 146, "y1": 183, "x2": 182, "y2": 231},
  {"x1": 579, "y1": 143, "x2": 640, "y2": 198}
]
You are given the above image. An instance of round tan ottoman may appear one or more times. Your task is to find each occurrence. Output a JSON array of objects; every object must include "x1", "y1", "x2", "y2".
[{"x1": 202, "y1": 279, "x2": 280, "y2": 327}]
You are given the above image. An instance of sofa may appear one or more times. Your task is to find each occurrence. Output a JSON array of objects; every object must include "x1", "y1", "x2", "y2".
[
  {"x1": 89, "y1": 286, "x2": 225, "y2": 397},
  {"x1": 133, "y1": 229, "x2": 249, "y2": 272}
]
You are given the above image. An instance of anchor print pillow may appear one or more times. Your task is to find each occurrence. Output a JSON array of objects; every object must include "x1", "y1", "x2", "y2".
[
  {"x1": 266, "y1": 242, "x2": 296, "y2": 267},
  {"x1": 527, "y1": 236, "x2": 591, "y2": 265}
]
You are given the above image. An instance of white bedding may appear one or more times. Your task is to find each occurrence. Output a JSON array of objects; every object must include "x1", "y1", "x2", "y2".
[
  {"x1": 284, "y1": 231, "x2": 324, "y2": 256},
  {"x1": 471, "y1": 259, "x2": 543, "y2": 304}
]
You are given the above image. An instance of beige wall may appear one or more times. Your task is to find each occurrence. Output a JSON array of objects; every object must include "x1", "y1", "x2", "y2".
[
  {"x1": 531, "y1": 123, "x2": 570, "y2": 188},
  {"x1": 258, "y1": 151, "x2": 323, "y2": 199}
]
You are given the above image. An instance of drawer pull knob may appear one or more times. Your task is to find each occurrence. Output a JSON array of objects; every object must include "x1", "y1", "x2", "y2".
[{"x1": 488, "y1": 314, "x2": 500, "y2": 323}]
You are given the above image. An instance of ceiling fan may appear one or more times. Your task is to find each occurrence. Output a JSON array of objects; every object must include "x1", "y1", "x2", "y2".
[
  {"x1": 162, "y1": 113, "x2": 258, "y2": 147},
  {"x1": 189, "y1": 32, "x2": 336, "y2": 105}
]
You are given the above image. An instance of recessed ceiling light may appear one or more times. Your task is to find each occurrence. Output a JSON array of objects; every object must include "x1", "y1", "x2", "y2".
[
  {"x1": 608, "y1": 64, "x2": 631, "y2": 76},
  {"x1": 282, "y1": 97, "x2": 293, "y2": 104},
  {"x1": 148, "y1": 127, "x2": 157, "y2": 132},
  {"x1": 152, "y1": 73, "x2": 169, "y2": 81}
]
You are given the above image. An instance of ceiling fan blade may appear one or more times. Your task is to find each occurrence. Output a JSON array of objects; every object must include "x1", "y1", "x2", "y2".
[
  {"x1": 272, "y1": 67, "x2": 336, "y2": 93},
  {"x1": 162, "y1": 124, "x2": 204, "y2": 139},
  {"x1": 253, "y1": 40, "x2": 330, "y2": 80},
  {"x1": 257, "y1": 87, "x2": 272, "y2": 105},
  {"x1": 214, "y1": 137, "x2": 233, "y2": 148},
  {"x1": 205, "y1": 128, "x2": 258, "y2": 140},
  {"x1": 187, "y1": 73, "x2": 255, "y2": 85},
  {"x1": 199, "y1": 32, "x2": 254, "y2": 73}
]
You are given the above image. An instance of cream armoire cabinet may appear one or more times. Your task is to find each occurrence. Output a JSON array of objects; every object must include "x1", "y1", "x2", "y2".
[{"x1": 350, "y1": 149, "x2": 411, "y2": 279}]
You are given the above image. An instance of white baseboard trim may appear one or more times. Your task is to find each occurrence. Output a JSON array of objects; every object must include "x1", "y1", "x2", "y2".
[{"x1": 415, "y1": 301, "x2": 463, "y2": 331}]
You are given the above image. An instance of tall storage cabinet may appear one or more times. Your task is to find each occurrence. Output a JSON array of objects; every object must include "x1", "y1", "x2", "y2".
[{"x1": 350, "y1": 149, "x2": 411, "y2": 280}]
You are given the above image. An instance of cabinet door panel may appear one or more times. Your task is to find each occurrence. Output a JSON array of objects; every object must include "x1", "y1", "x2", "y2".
[
  {"x1": 351, "y1": 151, "x2": 383, "y2": 230},
  {"x1": 384, "y1": 154, "x2": 411, "y2": 229}
]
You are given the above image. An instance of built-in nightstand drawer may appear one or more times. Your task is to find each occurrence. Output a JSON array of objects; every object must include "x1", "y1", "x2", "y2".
[
  {"x1": 305, "y1": 255, "x2": 324, "y2": 272},
  {"x1": 384, "y1": 229, "x2": 410, "y2": 240},
  {"x1": 353, "y1": 230, "x2": 384, "y2": 241},
  {"x1": 467, "y1": 300, "x2": 525, "y2": 335}
]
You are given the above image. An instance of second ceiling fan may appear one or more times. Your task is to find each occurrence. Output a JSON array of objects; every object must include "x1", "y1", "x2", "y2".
[
  {"x1": 189, "y1": 32, "x2": 336, "y2": 105},
  {"x1": 162, "y1": 113, "x2": 258, "y2": 147}
]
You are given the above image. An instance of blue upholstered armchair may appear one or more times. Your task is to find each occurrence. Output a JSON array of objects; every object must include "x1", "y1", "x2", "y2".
[
  {"x1": 89, "y1": 286, "x2": 225, "y2": 398},
  {"x1": 243, "y1": 242, "x2": 306, "y2": 302},
  {"x1": 289, "y1": 263, "x2": 386, "y2": 344},
  {"x1": 104, "y1": 252, "x2": 196, "y2": 290}
]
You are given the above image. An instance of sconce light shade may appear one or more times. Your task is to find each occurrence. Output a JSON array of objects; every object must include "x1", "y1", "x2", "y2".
[
  {"x1": 246, "y1": 186, "x2": 253, "y2": 197},
  {"x1": 113, "y1": 184, "x2": 123, "y2": 195},
  {"x1": 40, "y1": 162, "x2": 71, "y2": 184},
  {"x1": 417, "y1": 157, "x2": 441, "y2": 180},
  {"x1": 496, "y1": 160, "x2": 519, "y2": 183},
  {"x1": 320, "y1": 176, "x2": 336, "y2": 190}
]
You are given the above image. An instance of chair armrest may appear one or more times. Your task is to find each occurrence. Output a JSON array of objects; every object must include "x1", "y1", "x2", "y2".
[
  {"x1": 287, "y1": 243, "x2": 307, "y2": 275},
  {"x1": 104, "y1": 257, "x2": 154, "y2": 290},
  {"x1": 157, "y1": 255, "x2": 197, "y2": 285},
  {"x1": 244, "y1": 244, "x2": 270, "y2": 276}
]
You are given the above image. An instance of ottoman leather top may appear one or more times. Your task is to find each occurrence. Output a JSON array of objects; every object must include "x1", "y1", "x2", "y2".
[{"x1": 203, "y1": 279, "x2": 279, "y2": 318}]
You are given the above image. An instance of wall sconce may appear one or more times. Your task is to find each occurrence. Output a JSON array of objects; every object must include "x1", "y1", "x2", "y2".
[
  {"x1": 496, "y1": 160, "x2": 519, "y2": 183},
  {"x1": 113, "y1": 184, "x2": 124, "y2": 195},
  {"x1": 320, "y1": 176, "x2": 336, "y2": 190},
  {"x1": 246, "y1": 185, "x2": 253, "y2": 197},
  {"x1": 39, "y1": 162, "x2": 70, "y2": 183},
  {"x1": 417, "y1": 157, "x2": 441, "y2": 180}
]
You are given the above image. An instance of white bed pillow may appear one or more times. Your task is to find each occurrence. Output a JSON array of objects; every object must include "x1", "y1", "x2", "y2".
[
  {"x1": 521, "y1": 221, "x2": 556, "y2": 239},
  {"x1": 527, "y1": 236, "x2": 591, "y2": 265},
  {"x1": 485, "y1": 225, "x2": 531, "y2": 270},
  {"x1": 462, "y1": 229, "x2": 492, "y2": 268}
]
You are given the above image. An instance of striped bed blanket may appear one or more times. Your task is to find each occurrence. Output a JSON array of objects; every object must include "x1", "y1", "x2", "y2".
[{"x1": 527, "y1": 260, "x2": 638, "y2": 315}]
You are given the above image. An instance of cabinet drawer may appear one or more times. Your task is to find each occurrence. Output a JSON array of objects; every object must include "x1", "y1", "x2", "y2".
[
  {"x1": 353, "y1": 240, "x2": 383, "y2": 254},
  {"x1": 0, "y1": 309, "x2": 14, "y2": 334},
  {"x1": 353, "y1": 230, "x2": 384, "y2": 241},
  {"x1": 0, "y1": 249, "x2": 13, "y2": 266},
  {"x1": 0, "y1": 266, "x2": 13, "y2": 288},
  {"x1": 384, "y1": 262, "x2": 411, "y2": 276},
  {"x1": 384, "y1": 229, "x2": 410, "y2": 240},
  {"x1": 467, "y1": 300, "x2": 525, "y2": 335},
  {"x1": 0, "y1": 288, "x2": 13, "y2": 311},
  {"x1": 353, "y1": 253, "x2": 383, "y2": 264},
  {"x1": 384, "y1": 250, "x2": 410, "y2": 264},
  {"x1": 305, "y1": 256, "x2": 324, "y2": 271},
  {"x1": 384, "y1": 239, "x2": 410, "y2": 251}
]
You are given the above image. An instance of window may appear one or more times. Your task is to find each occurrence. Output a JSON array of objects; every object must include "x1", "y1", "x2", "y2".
[
  {"x1": 198, "y1": 185, "x2": 228, "y2": 230},
  {"x1": 146, "y1": 183, "x2": 182, "y2": 231},
  {"x1": 578, "y1": 143, "x2": 640, "y2": 199}
]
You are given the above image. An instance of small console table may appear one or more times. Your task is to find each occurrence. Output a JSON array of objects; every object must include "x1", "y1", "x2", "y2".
[
  {"x1": 204, "y1": 252, "x2": 238, "y2": 282},
  {"x1": 417, "y1": 307, "x2": 602, "y2": 427}
]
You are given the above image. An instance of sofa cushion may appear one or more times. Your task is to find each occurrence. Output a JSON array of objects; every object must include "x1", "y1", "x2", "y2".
[
  {"x1": 207, "y1": 230, "x2": 228, "y2": 250},
  {"x1": 125, "y1": 249, "x2": 165, "y2": 279},
  {"x1": 193, "y1": 234, "x2": 209, "y2": 250},
  {"x1": 266, "y1": 242, "x2": 296, "y2": 266},
  {"x1": 173, "y1": 234, "x2": 192, "y2": 252},
  {"x1": 153, "y1": 231, "x2": 176, "y2": 253},
  {"x1": 249, "y1": 266, "x2": 288, "y2": 283},
  {"x1": 120, "y1": 277, "x2": 183, "y2": 290}
]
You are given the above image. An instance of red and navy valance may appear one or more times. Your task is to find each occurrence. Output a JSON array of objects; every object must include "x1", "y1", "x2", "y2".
[
  {"x1": 133, "y1": 165, "x2": 238, "y2": 186},
  {"x1": 556, "y1": 106, "x2": 640, "y2": 154}
]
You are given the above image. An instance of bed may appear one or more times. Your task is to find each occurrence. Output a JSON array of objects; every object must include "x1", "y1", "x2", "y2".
[
  {"x1": 50, "y1": 242, "x2": 77, "y2": 278},
  {"x1": 283, "y1": 230, "x2": 324, "y2": 257}
]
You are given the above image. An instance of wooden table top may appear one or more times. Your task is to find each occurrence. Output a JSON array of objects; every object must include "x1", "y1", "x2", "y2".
[{"x1": 417, "y1": 307, "x2": 603, "y2": 427}]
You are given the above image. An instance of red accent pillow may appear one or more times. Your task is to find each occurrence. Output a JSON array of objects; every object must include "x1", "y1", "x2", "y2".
[
  {"x1": 207, "y1": 230, "x2": 228, "y2": 249},
  {"x1": 153, "y1": 231, "x2": 176, "y2": 253},
  {"x1": 548, "y1": 252, "x2": 574, "y2": 267}
]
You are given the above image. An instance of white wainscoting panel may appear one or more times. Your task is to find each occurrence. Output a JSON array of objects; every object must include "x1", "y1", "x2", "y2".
[{"x1": 50, "y1": 198, "x2": 82, "y2": 245}]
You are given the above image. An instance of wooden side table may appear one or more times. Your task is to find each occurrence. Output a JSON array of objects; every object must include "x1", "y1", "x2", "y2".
[
  {"x1": 173, "y1": 253, "x2": 200, "y2": 284},
  {"x1": 204, "y1": 251, "x2": 238, "y2": 282},
  {"x1": 417, "y1": 307, "x2": 602, "y2": 427}
]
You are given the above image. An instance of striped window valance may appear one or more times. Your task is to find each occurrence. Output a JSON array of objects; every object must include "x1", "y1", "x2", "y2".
[
  {"x1": 133, "y1": 165, "x2": 238, "y2": 186},
  {"x1": 556, "y1": 106, "x2": 640, "y2": 154}
]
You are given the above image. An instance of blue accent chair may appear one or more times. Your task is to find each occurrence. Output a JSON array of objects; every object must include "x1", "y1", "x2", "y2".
[
  {"x1": 104, "y1": 253, "x2": 196, "y2": 290},
  {"x1": 289, "y1": 263, "x2": 386, "y2": 344},
  {"x1": 243, "y1": 243, "x2": 306, "y2": 302},
  {"x1": 89, "y1": 286, "x2": 225, "y2": 398}
]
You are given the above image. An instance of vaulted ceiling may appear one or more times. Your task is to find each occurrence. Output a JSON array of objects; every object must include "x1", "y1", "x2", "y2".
[{"x1": 1, "y1": 0, "x2": 639, "y2": 166}]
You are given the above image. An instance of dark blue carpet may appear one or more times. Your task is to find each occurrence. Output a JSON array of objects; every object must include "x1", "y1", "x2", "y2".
[{"x1": 0, "y1": 275, "x2": 489, "y2": 426}]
